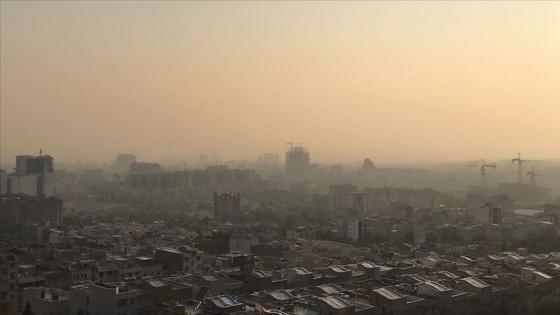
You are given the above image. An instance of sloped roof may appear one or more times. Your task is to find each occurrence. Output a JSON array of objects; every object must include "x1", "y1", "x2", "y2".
[{"x1": 319, "y1": 296, "x2": 352, "y2": 309}]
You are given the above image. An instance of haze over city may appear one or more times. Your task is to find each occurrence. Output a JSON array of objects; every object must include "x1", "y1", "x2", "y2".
[
  {"x1": 1, "y1": 1, "x2": 559, "y2": 164},
  {"x1": 4, "y1": 2, "x2": 560, "y2": 315}
]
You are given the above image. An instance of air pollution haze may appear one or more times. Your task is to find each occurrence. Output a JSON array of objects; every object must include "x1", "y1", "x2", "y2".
[{"x1": 1, "y1": 1, "x2": 559, "y2": 164}]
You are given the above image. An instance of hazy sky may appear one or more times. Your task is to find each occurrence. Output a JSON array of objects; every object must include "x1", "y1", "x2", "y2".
[{"x1": 1, "y1": 1, "x2": 559, "y2": 165}]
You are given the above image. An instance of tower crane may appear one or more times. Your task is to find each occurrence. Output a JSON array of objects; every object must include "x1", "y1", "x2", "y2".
[
  {"x1": 480, "y1": 159, "x2": 497, "y2": 188},
  {"x1": 444, "y1": 159, "x2": 495, "y2": 187},
  {"x1": 286, "y1": 142, "x2": 304, "y2": 150},
  {"x1": 527, "y1": 166, "x2": 546, "y2": 186},
  {"x1": 512, "y1": 153, "x2": 542, "y2": 184},
  {"x1": 443, "y1": 160, "x2": 482, "y2": 167}
]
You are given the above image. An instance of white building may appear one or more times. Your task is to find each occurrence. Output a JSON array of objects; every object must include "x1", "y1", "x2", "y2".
[
  {"x1": 346, "y1": 220, "x2": 362, "y2": 241},
  {"x1": 7, "y1": 155, "x2": 56, "y2": 197}
]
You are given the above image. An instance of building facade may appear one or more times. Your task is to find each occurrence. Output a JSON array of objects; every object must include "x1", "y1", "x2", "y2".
[
  {"x1": 69, "y1": 283, "x2": 138, "y2": 315},
  {"x1": 328, "y1": 184, "x2": 358, "y2": 212},
  {"x1": 285, "y1": 146, "x2": 310, "y2": 181},
  {"x1": 6, "y1": 155, "x2": 55, "y2": 197},
  {"x1": 214, "y1": 192, "x2": 241, "y2": 223},
  {"x1": 0, "y1": 195, "x2": 63, "y2": 236}
]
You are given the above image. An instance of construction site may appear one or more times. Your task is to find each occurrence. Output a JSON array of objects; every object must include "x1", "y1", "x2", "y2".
[{"x1": 462, "y1": 153, "x2": 552, "y2": 205}]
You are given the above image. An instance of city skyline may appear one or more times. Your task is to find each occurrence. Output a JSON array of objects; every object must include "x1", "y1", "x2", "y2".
[{"x1": 1, "y1": 1, "x2": 559, "y2": 164}]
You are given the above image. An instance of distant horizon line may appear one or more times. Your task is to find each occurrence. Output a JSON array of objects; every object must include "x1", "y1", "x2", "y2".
[{"x1": 1, "y1": 155, "x2": 559, "y2": 168}]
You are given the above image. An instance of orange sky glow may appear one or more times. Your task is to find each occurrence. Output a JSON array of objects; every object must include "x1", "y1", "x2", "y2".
[{"x1": 1, "y1": 2, "x2": 559, "y2": 165}]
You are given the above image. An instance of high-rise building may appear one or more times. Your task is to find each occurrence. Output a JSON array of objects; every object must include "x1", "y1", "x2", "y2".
[
  {"x1": 349, "y1": 191, "x2": 369, "y2": 213},
  {"x1": 128, "y1": 162, "x2": 162, "y2": 175},
  {"x1": 214, "y1": 192, "x2": 241, "y2": 223},
  {"x1": 115, "y1": 153, "x2": 136, "y2": 171},
  {"x1": 362, "y1": 158, "x2": 375, "y2": 171},
  {"x1": 7, "y1": 155, "x2": 55, "y2": 197},
  {"x1": 0, "y1": 194, "x2": 63, "y2": 236},
  {"x1": 475, "y1": 202, "x2": 502, "y2": 224},
  {"x1": 285, "y1": 146, "x2": 310, "y2": 180},
  {"x1": 366, "y1": 188, "x2": 398, "y2": 210},
  {"x1": 16, "y1": 155, "x2": 54, "y2": 175},
  {"x1": 257, "y1": 153, "x2": 279, "y2": 169},
  {"x1": 329, "y1": 184, "x2": 358, "y2": 211},
  {"x1": 0, "y1": 170, "x2": 7, "y2": 195},
  {"x1": 361, "y1": 158, "x2": 375, "y2": 178}
]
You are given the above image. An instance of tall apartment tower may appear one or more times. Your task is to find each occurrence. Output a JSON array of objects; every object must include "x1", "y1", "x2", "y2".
[
  {"x1": 115, "y1": 153, "x2": 137, "y2": 171},
  {"x1": 16, "y1": 155, "x2": 54, "y2": 175},
  {"x1": 214, "y1": 192, "x2": 241, "y2": 223},
  {"x1": 285, "y1": 146, "x2": 310, "y2": 180},
  {"x1": 128, "y1": 162, "x2": 162, "y2": 174},
  {"x1": 8, "y1": 155, "x2": 55, "y2": 197},
  {"x1": 329, "y1": 184, "x2": 358, "y2": 211}
]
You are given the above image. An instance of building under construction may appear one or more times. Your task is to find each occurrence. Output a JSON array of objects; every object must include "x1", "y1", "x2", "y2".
[
  {"x1": 285, "y1": 145, "x2": 310, "y2": 181},
  {"x1": 496, "y1": 183, "x2": 551, "y2": 204}
]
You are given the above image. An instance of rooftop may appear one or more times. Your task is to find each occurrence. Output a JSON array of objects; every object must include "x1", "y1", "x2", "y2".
[
  {"x1": 374, "y1": 287, "x2": 405, "y2": 300},
  {"x1": 319, "y1": 296, "x2": 352, "y2": 309},
  {"x1": 461, "y1": 277, "x2": 490, "y2": 289},
  {"x1": 291, "y1": 267, "x2": 312, "y2": 275},
  {"x1": 208, "y1": 295, "x2": 242, "y2": 309}
]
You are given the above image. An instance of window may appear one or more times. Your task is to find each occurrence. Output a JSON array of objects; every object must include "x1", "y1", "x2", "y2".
[
  {"x1": 130, "y1": 297, "x2": 136, "y2": 305},
  {"x1": 86, "y1": 297, "x2": 90, "y2": 305},
  {"x1": 117, "y1": 299, "x2": 127, "y2": 307}
]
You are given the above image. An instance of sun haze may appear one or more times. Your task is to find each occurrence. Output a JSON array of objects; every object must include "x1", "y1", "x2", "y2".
[{"x1": 1, "y1": 1, "x2": 559, "y2": 164}]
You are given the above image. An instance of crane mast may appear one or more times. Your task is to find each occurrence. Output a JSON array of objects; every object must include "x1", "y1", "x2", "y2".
[
  {"x1": 512, "y1": 153, "x2": 542, "y2": 184},
  {"x1": 480, "y1": 159, "x2": 496, "y2": 188}
]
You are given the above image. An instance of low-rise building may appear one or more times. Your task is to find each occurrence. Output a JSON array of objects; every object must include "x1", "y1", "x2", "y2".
[
  {"x1": 69, "y1": 282, "x2": 138, "y2": 315},
  {"x1": 155, "y1": 246, "x2": 203, "y2": 275},
  {"x1": 23, "y1": 287, "x2": 69, "y2": 315}
]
